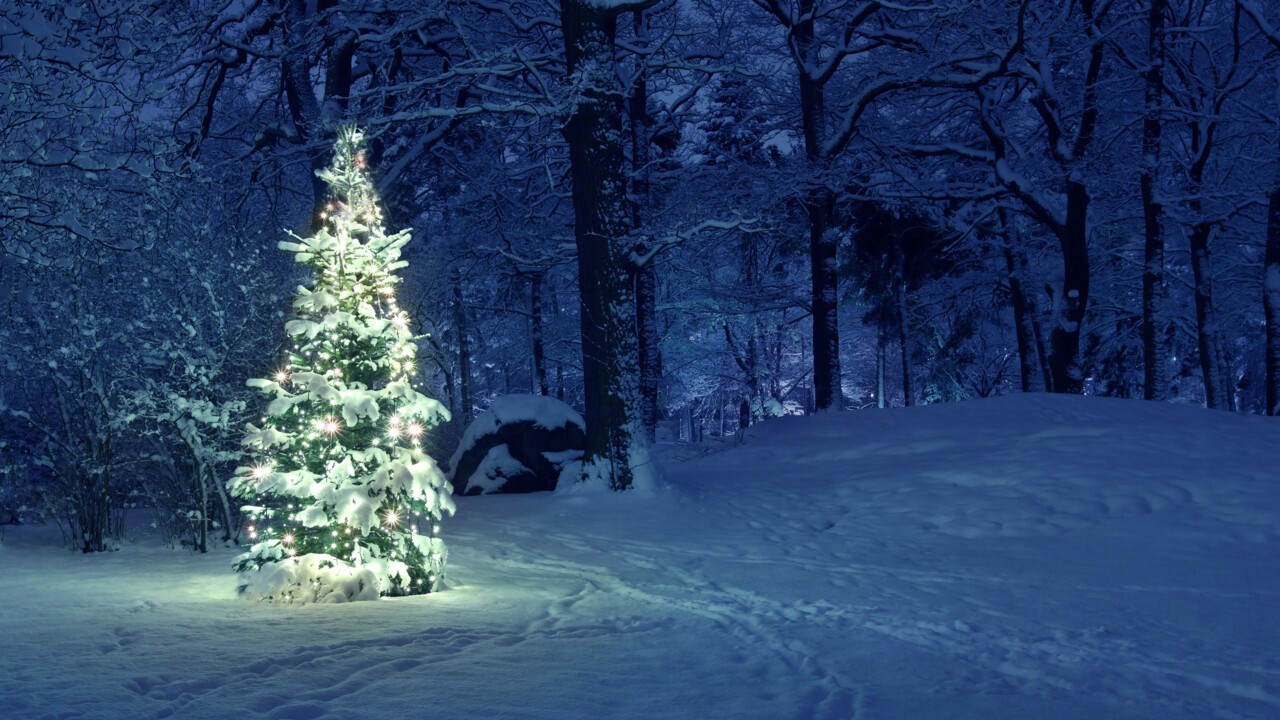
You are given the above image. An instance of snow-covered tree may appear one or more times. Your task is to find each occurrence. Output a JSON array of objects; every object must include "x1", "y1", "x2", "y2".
[{"x1": 230, "y1": 128, "x2": 454, "y2": 603}]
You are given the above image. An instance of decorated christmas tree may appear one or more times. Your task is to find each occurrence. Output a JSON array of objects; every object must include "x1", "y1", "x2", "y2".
[{"x1": 230, "y1": 127, "x2": 453, "y2": 603}]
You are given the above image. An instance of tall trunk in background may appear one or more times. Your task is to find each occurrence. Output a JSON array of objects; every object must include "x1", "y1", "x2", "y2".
[
  {"x1": 1267, "y1": 167, "x2": 1280, "y2": 416},
  {"x1": 561, "y1": 0, "x2": 653, "y2": 490},
  {"x1": 876, "y1": 327, "x2": 887, "y2": 408},
  {"x1": 999, "y1": 210, "x2": 1042, "y2": 392},
  {"x1": 452, "y1": 268, "x2": 472, "y2": 424},
  {"x1": 629, "y1": 10, "x2": 661, "y2": 443},
  {"x1": 794, "y1": 0, "x2": 842, "y2": 411},
  {"x1": 1049, "y1": 181, "x2": 1091, "y2": 394},
  {"x1": 1187, "y1": 218, "x2": 1229, "y2": 409},
  {"x1": 982, "y1": 0, "x2": 1103, "y2": 394},
  {"x1": 530, "y1": 272, "x2": 548, "y2": 396},
  {"x1": 896, "y1": 251, "x2": 913, "y2": 405},
  {"x1": 1141, "y1": 0, "x2": 1168, "y2": 400},
  {"x1": 1241, "y1": 0, "x2": 1280, "y2": 416},
  {"x1": 1186, "y1": 116, "x2": 1231, "y2": 409}
]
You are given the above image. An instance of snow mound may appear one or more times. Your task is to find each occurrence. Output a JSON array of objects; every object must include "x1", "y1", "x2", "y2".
[{"x1": 236, "y1": 552, "x2": 381, "y2": 604}]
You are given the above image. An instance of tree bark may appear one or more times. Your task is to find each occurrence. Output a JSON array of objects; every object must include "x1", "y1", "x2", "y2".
[
  {"x1": 452, "y1": 268, "x2": 471, "y2": 424},
  {"x1": 628, "y1": 10, "x2": 661, "y2": 443},
  {"x1": 1048, "y1": 181, "x2": 1091, "y2": 394},
  {"x1": 1266, "y1": 174, "x2": 1280, "y2": 415},
  {"x1": 896, "y1": 251, "x2": 913, "y2": 405},
  {"x1": 530, "y1": 272, "x2": 549, "y2": 396},
  {"x1": 1140, "y1": 0, "x2": 1168, "y2": 401},
  {"x1": 795, "y1": 0, "x2": 842, "y2": 411},
  {"x1": 999, "y1": 212, "x2": 1041, "y2": 392},
  {"x1": 561, "y1": 0, "x2": 652, "y2": 490},
  {"x1": 635, "y1": 264, "x2": 659, "y2": 439},
  {"x1": 876, "y1": 326, "x2": 887, "y2": 409},
  {"x1": 1188, "y1": 220, "x2": 1229, "y2": 409}
]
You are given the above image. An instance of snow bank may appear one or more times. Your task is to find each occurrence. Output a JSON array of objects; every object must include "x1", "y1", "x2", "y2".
[{"x1": 236, "y1": 552, "x2": 381, "y2": 604}]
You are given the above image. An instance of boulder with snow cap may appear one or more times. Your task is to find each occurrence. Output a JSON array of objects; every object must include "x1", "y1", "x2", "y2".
[{"x1": 448, "y1": 395, "x2": 586, "y2": 495}]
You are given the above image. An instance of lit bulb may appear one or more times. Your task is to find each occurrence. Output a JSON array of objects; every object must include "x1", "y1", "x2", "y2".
[
  {"x1": 282, "y1": 533, "x2": 295, "y2": 545},
  {"x1": 316, "y1": 418, "x2": 341, "y2": 435},
  {"x1": 406, "y1": 422, "x2": 423, "y2": 439},
  {"x1": 274, "y1": 369, "x2": 290, "y2": 384},
  {"x1": 383, "y1": 509, "x2": 401, "y2": 528}
]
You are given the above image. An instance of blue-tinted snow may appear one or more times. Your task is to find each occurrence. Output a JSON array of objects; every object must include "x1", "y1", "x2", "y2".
[{"x1": 1, "y1": 394, "x2": 1278, "y2": 719}]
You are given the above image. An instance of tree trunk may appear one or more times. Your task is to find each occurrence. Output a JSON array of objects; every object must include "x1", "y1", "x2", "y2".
[
  {"x1": 561, "y1": 0, "x2": 652, "y2": 490},
  {"x1": 452, "y1": 268, "x2": 471, "y2": 424},
  {"x1": 1000, "y1": 224, "x2": 1041, "y2": 392},
  {"x1": 635, "y1": 264, "x2": 659, "y2": 440},
  {"x1": 1048, "y1": 181, "x2": 1091, "y2": 394},
  {"x1": 896, "y1": 252, "x2": 913, "y2": 406},
  {"x1": 1188, "y1": 220, "x2": 1228, "y2": 409},
  {"x1": 876, "y1": 326, "x2": 887, "y2": 409},
  {"x1": 531, "y1": 273, "x2": 549, "y2": 396},
  {"x1": 1141, "y1": 0, "x2": 1168, "y2": 400},
  {"x1": 629, "y1": 10, "x2": 661, "y2": 443},
  {"x1": 808, "y1": 194, "x2": 841, "y2": 410},
  {"x1": 1266, "y1": 175, "x2": 1280, "y2": 416},
  {"x1": 794, "y1": 0, "x2": 841, "y2": 411}
]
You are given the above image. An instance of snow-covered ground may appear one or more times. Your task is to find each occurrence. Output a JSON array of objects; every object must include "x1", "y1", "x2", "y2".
[{"x1": 3, "y1": 394, "x2": 1279, "y2": 720}]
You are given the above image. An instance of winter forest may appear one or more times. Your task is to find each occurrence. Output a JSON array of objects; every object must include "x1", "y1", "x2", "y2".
[{"x1": 3, "y1": 1, "x2": 1280, "y2": 719}]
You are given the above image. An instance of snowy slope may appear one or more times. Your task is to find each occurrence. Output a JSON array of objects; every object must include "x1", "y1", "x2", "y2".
[{"x1": 2, "y1": 394, "x2": 1279, "y2": 720}]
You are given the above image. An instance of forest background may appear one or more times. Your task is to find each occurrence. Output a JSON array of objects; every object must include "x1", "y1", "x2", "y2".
[{"x1": 3, "y1": 0, "x2": 1279, "y2": 551}]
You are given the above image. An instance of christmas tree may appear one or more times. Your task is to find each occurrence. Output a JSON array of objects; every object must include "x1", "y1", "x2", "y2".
[{"x1": 230, "y1": 127, "x2": 453, "y2": 603}]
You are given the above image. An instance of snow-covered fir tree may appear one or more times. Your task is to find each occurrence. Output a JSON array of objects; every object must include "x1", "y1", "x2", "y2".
[{"x1": 229, "y1": 127, "x2": 453, "y2": 603}]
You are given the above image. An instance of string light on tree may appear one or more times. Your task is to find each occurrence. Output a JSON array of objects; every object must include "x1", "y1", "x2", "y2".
[{"x1": 230, "y1": 126, "x2": 455, "y2": 604}]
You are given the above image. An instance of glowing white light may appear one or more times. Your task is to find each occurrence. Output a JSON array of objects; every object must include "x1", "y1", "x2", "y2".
[
  {"x1": 392, "y1": 315, "x2": 408, "y2": 329},
  {"x1": 316, "y1": 418, "x2": 341, "y2": 435},
  {"x1": 382, "y1": 509, "x2": 401, "y2": 528},
  {"x1": 274, "y1": 370, "x2": 290, "y2": 384},
  {"x1": 247, "y1": 526, "x2": 258, "y2": 539},
  {"x1": 282, "y1": 533, "x2": 295, "y2": 545},
  {"x1": 251, "y1": 465, "x2": 273, "y2": 480},
  {"x1": 406, "y1": 422, "x2": 423, "y2": 439}
]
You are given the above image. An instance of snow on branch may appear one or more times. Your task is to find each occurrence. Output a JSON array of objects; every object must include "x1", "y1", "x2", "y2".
[{"x1": 629, "y1": 219, "x2": 759, "y2": 268}]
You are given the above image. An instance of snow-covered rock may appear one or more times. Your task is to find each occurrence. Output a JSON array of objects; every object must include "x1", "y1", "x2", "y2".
[{"x1": 449, "y1": 394, "x2": 586, "y2": 495}]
